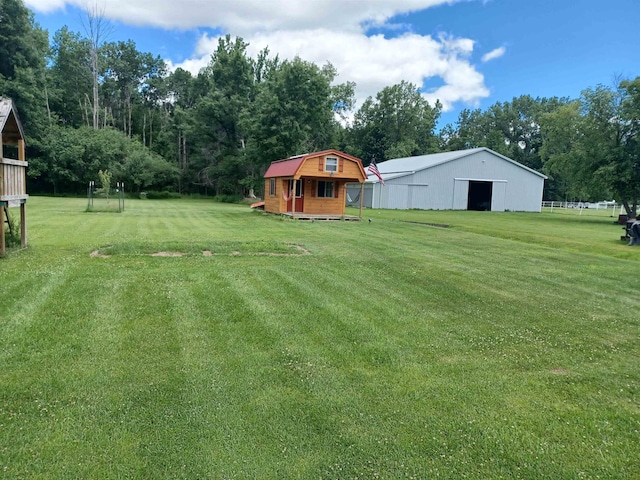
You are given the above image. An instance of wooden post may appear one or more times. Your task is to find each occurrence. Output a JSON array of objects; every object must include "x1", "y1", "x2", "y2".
[
  {"x1": 20, "y1": 201, "x2": 26, "y2": 248},
  {"x1": 18, "y1": 139, "x2": 26, "y2": 161},
  {"x1": 359, "y1": 182, "x2": 364, "y2": 219},
  {"x1": 0, "y1": 204, "x2": 5, "y2": 257},
  {"x1": 292, "y1": 180, "x2": 296, "y2": 215}
]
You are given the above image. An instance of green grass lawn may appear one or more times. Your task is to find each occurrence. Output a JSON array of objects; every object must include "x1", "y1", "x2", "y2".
[{"x1": 1, "y1": 197, "x2": 638, "y2": 479}]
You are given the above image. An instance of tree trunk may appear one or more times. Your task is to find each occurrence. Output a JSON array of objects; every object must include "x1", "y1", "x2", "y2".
[
  {"x1": 622, "y1": 199, "x2": 635, "y2": 217},
  {"x1": 183, "y1": 134, "x2": 187, "y2": 169},
  {"x1": 92, "y1": 50, "x2": 99, "y2": 129},
  {"x1": 149, "y1": 109, "x2": 154, "y2": 149},
  {"x1": 80, "y1": 98, "x2": 89, "y2": 127},
  {"x1": 127, "y1": 95, "x2": 132, "y2": 138},
  {"x1": 44, "y1": 83, "x2": 51, "y2": 124},
  {"x1": 82, "y1": 4, "x2": 113, "y2": 130}
]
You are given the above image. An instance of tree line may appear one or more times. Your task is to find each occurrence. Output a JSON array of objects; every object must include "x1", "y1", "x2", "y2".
[{"x1": 1, "y1": 0, "x2": 638, "y2": 214}]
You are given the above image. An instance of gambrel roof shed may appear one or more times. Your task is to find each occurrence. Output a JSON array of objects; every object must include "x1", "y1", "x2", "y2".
[{"x1": 263, "y1": 149, "x2": 367, "y2": 218}]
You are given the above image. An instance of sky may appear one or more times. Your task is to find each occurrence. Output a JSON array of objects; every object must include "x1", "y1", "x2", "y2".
[{"x1": 25, "y1": 0, "x2": 640, "y2": 128}]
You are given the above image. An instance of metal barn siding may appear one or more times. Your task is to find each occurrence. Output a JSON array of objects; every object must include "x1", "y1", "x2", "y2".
[
  {"x1": 385, "y1": 184, "x2": 410, "y2": 209},
  {"x1": 491, "y1": 181, "x2": 507, "y2": 211},
  {"x1": 369, "y1": 149, "x2": 545, "y2": 211},
  {"x1": 346, "y1": 183, "x2": 374, "y2": 208},
  {"x1": 415, "y1": 150, "x2": 544, "y2": 211},
  {"x1": 452, "y1": 179, "x2": 469, "y2": 210},
  {"x1": 407, "y1": 185, "x2": 430, "y2": 209}
]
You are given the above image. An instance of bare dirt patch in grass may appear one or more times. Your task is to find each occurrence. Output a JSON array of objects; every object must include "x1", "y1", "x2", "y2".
[
  {"x1": 200, "y1": 244, "x2": 310, "y2": 256},
  {"x1": 292, "y1": 244, "x2": 311, "y2": 255},
  {"x1": 92, "y1": 242, "x2": 310, "y2": 257}
]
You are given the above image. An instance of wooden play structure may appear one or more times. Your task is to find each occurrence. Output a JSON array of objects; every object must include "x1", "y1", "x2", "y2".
[
  {"x1": 263, "y1": 149, "x2": 367, "y2": 220},
  {"x1": 0, "y1": 97, "x2": 28, "y2": 255}
]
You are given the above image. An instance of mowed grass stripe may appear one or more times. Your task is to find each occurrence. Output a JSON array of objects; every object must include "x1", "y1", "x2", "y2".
[{"x1": 1, "y1": 197, "x2": 638, "y2": 478}]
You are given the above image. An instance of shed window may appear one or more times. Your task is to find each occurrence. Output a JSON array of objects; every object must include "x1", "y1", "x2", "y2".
[
  {"x1": 317, "y1": 181, "x2": 335, "y2": 198},
  {"x1": 269, "y1": 178, "x2": 275, "y2": 196},
  {"x1": 325, "y1": 157, "x2": 338, "y2": 172}
]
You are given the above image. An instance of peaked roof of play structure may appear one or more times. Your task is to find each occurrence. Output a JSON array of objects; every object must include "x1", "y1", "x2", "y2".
[{"x1": 0, "y1": 97, "x2": 26, "y2": 144}]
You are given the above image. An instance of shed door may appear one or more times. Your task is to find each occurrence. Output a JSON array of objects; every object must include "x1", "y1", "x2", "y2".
[
  {"x1": 491, "y1": 181, "x2": 507, "y2": 212},
  {"x1": 453, "y1": 179, "x2": 469, "y2": 210},
  {"x1": 286, "y1": 180, "x2": 304, "y2": 212}
]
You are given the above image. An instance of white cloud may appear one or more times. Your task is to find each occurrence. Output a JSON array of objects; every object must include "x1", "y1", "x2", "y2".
[
  {"x1": 481, "y1": 46, "x2": 506, "y2": 62},
  {"x1": 26, "y1": 0, "x2": 464, "y2": 32},
  {"x1": 177, "y1": 29, "x2": 489, "y2": 113},
  {"x1": 27, "y1": 0, "x2": 492, "y2": 114},
  {"x1": 23, "y1": 0, "x2": 68, "y2": 13}
]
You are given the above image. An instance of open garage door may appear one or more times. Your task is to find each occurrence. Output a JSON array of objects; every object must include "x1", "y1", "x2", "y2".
[{"x1": 467, "y1": 181, "x2": 493, "y2": 211}]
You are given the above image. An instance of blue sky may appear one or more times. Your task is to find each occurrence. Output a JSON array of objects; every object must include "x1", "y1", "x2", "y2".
[{"x1": 27, "y1": 0, "x2": 640, "y2": 127}]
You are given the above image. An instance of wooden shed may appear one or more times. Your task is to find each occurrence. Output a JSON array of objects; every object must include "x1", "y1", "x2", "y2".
[
  {"x1": 263, "y1": 149, "x2": 367, "y2": 219},
  {"x1": 0, "y1": 97, "x2": 28, "y2": 255}
]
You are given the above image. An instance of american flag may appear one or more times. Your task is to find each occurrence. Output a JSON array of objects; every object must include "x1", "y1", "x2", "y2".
[{"x1": 367, "y1": 158, "x2": 385, "y2": 185}]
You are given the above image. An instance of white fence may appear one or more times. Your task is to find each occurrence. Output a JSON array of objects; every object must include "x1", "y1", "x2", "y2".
[{"x1": 542, "y1": 201, "x2": 623, "y2": 213}]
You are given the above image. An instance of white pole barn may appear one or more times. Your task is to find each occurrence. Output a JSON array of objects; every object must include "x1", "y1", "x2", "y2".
[{"x1": 347, "y1": 148, "x2": 546, "y2": 212}]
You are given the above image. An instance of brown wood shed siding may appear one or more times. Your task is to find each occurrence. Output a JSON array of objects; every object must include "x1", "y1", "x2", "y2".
[
  {"x1": 264, "y1": 178, "x2": 296, "y2": 214},
  {"x1": 302, "y1": 181, "x2": 346, "y2": 215},
  {"x1": 298, "y1": 155, "x2": 363, "y2": 181},
  {"x1": 264, "y1": 178, "x2": 280, "y2": 213}
]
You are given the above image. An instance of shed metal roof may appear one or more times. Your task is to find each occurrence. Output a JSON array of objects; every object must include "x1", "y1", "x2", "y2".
[
  {"x1": 366, "y1": 147, "x2": 547, "y2": 183},
  {"x1": 263, "y1": 156, "x2": 306, "y2": 178}
]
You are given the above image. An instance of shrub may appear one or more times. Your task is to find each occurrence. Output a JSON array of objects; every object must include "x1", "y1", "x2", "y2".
[
  {"x1": 213, "y1": 194, "x2": 243, "y2": 203},
  {"x1": 143, "y1": 191, "x2": 182, "y2": 200},
  {"x1": 3, "y1": 212, "x2": 21, "y2": 249}
]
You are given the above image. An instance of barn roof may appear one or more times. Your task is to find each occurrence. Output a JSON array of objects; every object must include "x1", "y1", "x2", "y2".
[
  {"x1": 264, "y1": 149, "x2": 365, "y2": 178},
  {"x1": 366, "y1": 147, "x2": 547, "y2": 183},
  {"x1": 0, "y1": 97, "x2": 26, "y2": 143}
]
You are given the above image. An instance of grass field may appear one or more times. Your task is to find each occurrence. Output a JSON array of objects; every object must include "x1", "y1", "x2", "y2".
[{"x1": 1, "y1": 197, "x2": 638, "y2": 479}]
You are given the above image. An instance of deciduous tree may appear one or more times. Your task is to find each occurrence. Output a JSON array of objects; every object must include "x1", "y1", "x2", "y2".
[
  {"x1": 541, "y1": 79, "x2": 640, "y2": 216},
  {"x1": 349, "y1": 81, "x2": 441, "y2": 163}
]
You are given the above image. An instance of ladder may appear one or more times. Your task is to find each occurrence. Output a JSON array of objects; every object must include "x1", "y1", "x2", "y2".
[{"x1": 3, "y1": 207, "x2": 12, "y2": 235}]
